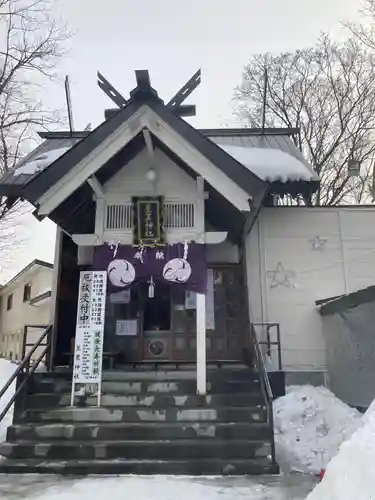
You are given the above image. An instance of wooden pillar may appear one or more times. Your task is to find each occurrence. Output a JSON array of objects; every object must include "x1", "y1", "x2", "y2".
[
  {"x1": 195, "y1": 176, "x2": 207, "y2": 395},
  {"x1": 196, "y1": 292, "x2": 207, "y2": 395},
  {"x1": 47, "y1": 226, "x2": 63, "y2": 370}
]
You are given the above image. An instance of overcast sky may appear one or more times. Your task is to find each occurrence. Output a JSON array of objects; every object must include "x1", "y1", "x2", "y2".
[{"x1": 2, "y1": 0, "x2": 361, "y2": 282}]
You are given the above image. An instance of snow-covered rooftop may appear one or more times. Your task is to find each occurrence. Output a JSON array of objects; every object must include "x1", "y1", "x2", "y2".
[
  {"x1": 14, "y1": 147, "x2": 70, "y2": 176},
  {"x1": 220, "y1": 144, "x2": 318, "y2": 183}
]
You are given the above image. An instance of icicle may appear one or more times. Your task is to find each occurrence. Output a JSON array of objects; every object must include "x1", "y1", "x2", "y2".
[
  {"x1": 183, "y1": 240, "x2": 189, "y2": 260},
  {"x1": 148, "y1": 276, "x2": 155, "y2": 298}
]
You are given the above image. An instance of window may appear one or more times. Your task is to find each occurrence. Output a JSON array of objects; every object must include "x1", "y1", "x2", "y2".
[
  {"x1": 6, "y1": 294, "x2": 13, "y2": 311},
  {"x1": 23, "y1": 283, "x2": 32, "y2": 302}
]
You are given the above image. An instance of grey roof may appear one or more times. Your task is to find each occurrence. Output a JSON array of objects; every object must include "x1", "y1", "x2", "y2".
[
  {"x1": 1, "y1": 259, "x2": 53, "y2": 288},
  {"x1": 0, "y1": 127, "x2": 318, "y2": 198}
]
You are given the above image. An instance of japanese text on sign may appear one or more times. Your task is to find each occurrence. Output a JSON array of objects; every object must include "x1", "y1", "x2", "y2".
[
  {"x1": 73, "y1": 271, "x2": 107, "y2": 384},
  {"x1": 133, "y1": 197, "x2": 165, "y2": 246}
]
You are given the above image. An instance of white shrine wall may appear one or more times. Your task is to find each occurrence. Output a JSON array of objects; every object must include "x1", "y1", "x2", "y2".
[{"x1": 245, "y1": 206, "x2": 375, "y2": 377}]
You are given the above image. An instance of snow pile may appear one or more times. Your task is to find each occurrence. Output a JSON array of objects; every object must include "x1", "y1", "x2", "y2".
[
  {"x1": 273, "y1": 385, "x2": 361, "y2": 474},
  {"x1": 306, "y1": 399, "x2": 375, "y2": 500},
  {"x1": 14, "y1": 147, "x2": 70, "y2": 176},
  {"x1": 0, "y1": 358, "x2": 16, "y2": 442},
  {"x1": 29, "y1": 475, "x2": 315, "y2": 500},
  {"x1": 219, "y1": 144, "x2": 317, "y2": 182}
]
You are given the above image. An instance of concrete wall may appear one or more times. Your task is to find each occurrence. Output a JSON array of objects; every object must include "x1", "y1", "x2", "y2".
[
  {"x1": 246, "y1": 206, "x2": 375, "y2": 374},
  {"x1": 0, "y1": 265, "x2": 53, "y2": 360},
  {"x1": 322, "y1": 302, "x2": 375, "y2": 408}
]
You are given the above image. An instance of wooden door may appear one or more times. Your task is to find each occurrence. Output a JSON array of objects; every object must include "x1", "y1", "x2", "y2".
[
  {"x1": 170, "y1": 266, "x2": 245, "y2": 362},
  {"x1": 206, "y1": 266, "x2": 244, "y2": 361}
]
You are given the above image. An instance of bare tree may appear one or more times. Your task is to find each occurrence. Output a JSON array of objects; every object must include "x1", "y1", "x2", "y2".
[
  {"x1": 0, "y1": 0, "x2": 69, "y2": 272},
  {"x1": 234, "y1": 35, "x2": 375, "y2": 206},
  {"x1": 347, "y1": 1, "x2": 375, "y2": 51}
]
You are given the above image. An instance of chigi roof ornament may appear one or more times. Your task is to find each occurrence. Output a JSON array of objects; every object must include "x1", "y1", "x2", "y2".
[{"x1": 98, "y1": 69, "x2": 201, "y2": 118}]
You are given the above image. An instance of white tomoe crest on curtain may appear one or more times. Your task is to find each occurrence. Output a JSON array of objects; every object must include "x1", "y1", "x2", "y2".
[
  {"x1": 162, "y1": 258, "x2": 192, "y2": 283},
  {"x1": 107, "y1": 259, "x2": 136, "y2": 287}
]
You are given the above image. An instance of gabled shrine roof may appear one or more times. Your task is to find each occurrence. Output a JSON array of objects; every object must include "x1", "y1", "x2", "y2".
[
  {"x1": 0, "y1": 126, "x2": 318, "y2": 200},
  {"x1": 0, "y1": 70, "x2": 319, "y2": 241}
]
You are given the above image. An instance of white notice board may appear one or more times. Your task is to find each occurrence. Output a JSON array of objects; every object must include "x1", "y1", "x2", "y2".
[{"x1": 71, "y1": 271, "x2": 107, "y2": 406}]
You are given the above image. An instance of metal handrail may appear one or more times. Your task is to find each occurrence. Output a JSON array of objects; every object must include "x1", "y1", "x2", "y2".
[
  {"x1": 21, "y1": 324, "x2": 49, "y2": 361},
  {"x1": 252, "y1": 322, "x2": 282, "y2": 370},
  {"x1": 0, "y1": 324, "x2": 52, "y2": 424},
  {"x1": 249, "y1": 322, "x2": 276, "y2": 465}
]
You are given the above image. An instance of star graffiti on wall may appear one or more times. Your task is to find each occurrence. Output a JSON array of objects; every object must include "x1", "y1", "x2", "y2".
[
  {"x1": 310, "y1": 236, "x2": 327, "y2": 251},
  {"x1": 267, "y1": 262, "x2": 295, "y2": 289}
]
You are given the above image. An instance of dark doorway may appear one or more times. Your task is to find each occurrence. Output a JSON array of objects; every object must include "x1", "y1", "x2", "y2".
[
  {"x1": 53, "y1": 233, "x2": 80, "y2": 367},
  {"x1": 143, "y1": 284, "x2": 171, "y2": 332}
]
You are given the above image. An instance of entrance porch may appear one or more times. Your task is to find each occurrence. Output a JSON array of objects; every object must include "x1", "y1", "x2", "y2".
[
  {"x1": 103, "y1": 265, "x2": 245, "y2": 365},
  {"x1": 53, "y1": 233, "x2": 248, "y2": 373}
]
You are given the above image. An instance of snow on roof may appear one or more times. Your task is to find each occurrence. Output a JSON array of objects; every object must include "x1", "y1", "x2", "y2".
[
  {"x1": 219, "y1": 144, "x2": 318, "y2": 183},
  {"x1": 14, "y1": 147, "x2": 71, "y2": 176}
]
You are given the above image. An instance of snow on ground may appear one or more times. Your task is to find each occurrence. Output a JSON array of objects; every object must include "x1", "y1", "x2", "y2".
[
  {"x1": 273, "y1": 385, "x2": 362, "y2": 474},
  {"x1": 0, "y1": 358, "x2": 17, "y2": 442},
  {"x1": 0, "y1": 474, "x2": 318, "y2": 500},
  {"x1": 306, "y1": 398, "x2": 375, "y2": 500}
]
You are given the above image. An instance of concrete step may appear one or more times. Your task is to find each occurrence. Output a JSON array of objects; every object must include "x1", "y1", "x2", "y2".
[
  {"x1": 26, "y1": 392, "x2": 263, "y2": 409},
  {"x1": 0, "y1": 457, "x2": 279, "y2": 475},
  {"x1": 23, "y1": 406, "x2": 267, "y2": 424},
  {"x1": 0, "y1": 439, "x2": 272, "y2": 461},
  {"x1": 32, "y1": 368, "x2": 255, "y2": 383},
  {"x1": 7, "y1": 421, "x2": 272, "y2": 442},
  {"x1": 101, "y1": 368, "x2": 253, "y2": 381},
  {"x1": 28, "y1": 378, "x2": 261, "y2": 396}
]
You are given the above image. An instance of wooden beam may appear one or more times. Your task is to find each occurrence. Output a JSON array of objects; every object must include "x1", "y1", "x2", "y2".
[
  {"x1": 97, "y1": 72, "x2": 127, "y2": 108},
  {"x1": 72, "y1": 231, "x2": 227, "y2": 246},
  {"x1": 87, "y1": 175, "x2": 104, "y2": 198},
  {"x1": 167, "y1": 69, "x2": 201, "y2": 109},
  {"x1": 72, "y1": 234, "x2": 103, "y2": 246},
  {"x1": 205, "y1": 231, "x2": 227, "y2": 244},
  {"x1": 196, "y1": 292, "x2": 207, "y2": 395},
  {"x1": 135, "y1": 70, "x2": 151, "y2": 89},
  {"x1": 174, "y1": 105, "x2": 196, "y2": 117},
  {"x1": 142, "y1": 128, "x2": 154, "y2": 158}
]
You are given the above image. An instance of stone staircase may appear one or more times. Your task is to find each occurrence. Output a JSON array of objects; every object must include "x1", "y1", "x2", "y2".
[{"x1": 0, "y1": 367, "x2": 279, "y2": 475}]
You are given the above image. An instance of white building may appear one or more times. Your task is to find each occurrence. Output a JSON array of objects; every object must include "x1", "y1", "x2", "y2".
[{"x1": 0, "y1": 260, "x2": 53, "y2": 361}]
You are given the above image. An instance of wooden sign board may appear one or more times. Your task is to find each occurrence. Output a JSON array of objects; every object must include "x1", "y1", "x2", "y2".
[{"x1": 133, "y1": 196, "x2": 165, "y2": 246}]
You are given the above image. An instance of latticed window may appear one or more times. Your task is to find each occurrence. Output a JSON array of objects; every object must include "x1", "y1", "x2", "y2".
[{"x1": 104, "y1": 203, "x2": 195, "y2": 230}]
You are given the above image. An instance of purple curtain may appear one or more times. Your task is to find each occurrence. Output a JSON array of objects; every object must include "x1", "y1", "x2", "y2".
[{"x1": 93, "y1": 243, "x2": 207, "y2": 294}]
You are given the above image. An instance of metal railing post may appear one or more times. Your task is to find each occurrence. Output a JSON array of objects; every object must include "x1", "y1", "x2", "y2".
[
  {"x1": 21, "y1": 325, "x2": 27, "y2": 361},
  {"x1": 0, "y1": 324, "x2": 52, "y2": 426},
  {"x1": 249, "y1": 322, "x2": 277, "y2": 466},
  {"x1": 276, "y1": 324, "x2": 282, "y2": 370}
]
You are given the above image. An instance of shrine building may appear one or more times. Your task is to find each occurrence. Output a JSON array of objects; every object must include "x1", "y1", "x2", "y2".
[{"x1": 0, "y1": 70, "x2": 374, "y2": 475}]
